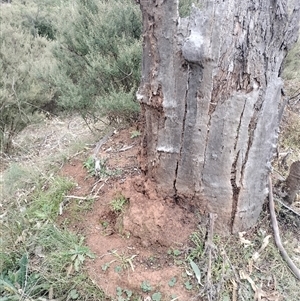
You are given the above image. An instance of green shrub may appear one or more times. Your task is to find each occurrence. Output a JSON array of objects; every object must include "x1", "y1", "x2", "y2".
[
  {"x1": 52, "y1": 0, "x2": 142, "y2": 123},
  {"x1": 0, "y1": 3, "x2": 58, "y2": 152}
]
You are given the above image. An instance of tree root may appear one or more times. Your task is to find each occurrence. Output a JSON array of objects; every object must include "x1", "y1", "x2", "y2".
[{"x1": 268, "y1": 174, "x2": 300, "y2": 280}]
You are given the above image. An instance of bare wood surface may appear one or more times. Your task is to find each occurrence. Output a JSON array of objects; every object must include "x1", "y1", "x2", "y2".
[{"x1": 268, "y1": 174, "x2": 300, "y2": 280}]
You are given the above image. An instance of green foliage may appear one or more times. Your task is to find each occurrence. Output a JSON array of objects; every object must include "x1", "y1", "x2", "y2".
[
  {"x1": 0, "y1": 2, "x2": 58, "y2": 152},
  {"x1": 130, "y1": 130, "x2": 141, "y2": 138},
  {"x1": 83, "y1": 156, "x2": 95, "y2": 174},
  {"x1": 26, "y1": 176, "x2": 74, "y2": 221},
  {"x1": 178, "y1": 0, "x2": 203, "y2": 17},
  {"x1": 110, "y1": 194, "x2": 128, "y2": 213},
  {"x1": 0, "y1": 253, "x2": 49, "y2": 300},
  {"x1": 2, "y1": 163, "x2": 38, "y2": 196},
  {"x1": 115, "y1": 287, "x2": 133, "y2": 301},
  {"x1": 140, "y1": 280, "x2": 152, "y2": 293},
  {"x1": 184, "y1": 280, "x2": 193, "y2": 290},
  {"x1": 18, "y1": 0, "x2": 60, "y2": 40},
  {"x1": 187, "y1": 232, "x2": 204, "y2": 260},
  {"x1": 152, "y1": 292, "x2": 162, "y2": 301},
  {"x1": 0, "y1": 162, "x2": 105, "y2": 300},
  {"x1": 53, "y1": 0, "x2": 142, "y2": 123},
  {"x1": 168, "y1": 277, "x2": 177, "y2": 287},
  {"x1": 283, "y1": 38, "x2": 300, "y2": 84},
  {"x1": 0, "y1": 0, "x2": 142, "y2": 153}
]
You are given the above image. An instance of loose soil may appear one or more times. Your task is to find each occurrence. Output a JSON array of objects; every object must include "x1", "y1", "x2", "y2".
[{"x1": 60, "y1": 127, "x2": 200, "y2": 300}]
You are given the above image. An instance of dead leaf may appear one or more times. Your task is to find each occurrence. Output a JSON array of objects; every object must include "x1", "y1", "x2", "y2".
[{"x1": 239, "y1": 232, "x2": 253, "y2": 248}]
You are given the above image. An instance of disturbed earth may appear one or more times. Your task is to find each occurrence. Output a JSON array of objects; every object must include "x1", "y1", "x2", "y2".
[{"x1": 60, "y1": 127, "x2": 200, "y2": 300}]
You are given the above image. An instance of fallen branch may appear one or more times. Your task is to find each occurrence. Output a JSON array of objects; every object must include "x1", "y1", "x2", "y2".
[
  {"x1": 268, "y1": 174, "x2": 300, "y2": 280},
  {"x1": 92, "y1": 129, "x2": 115, "y2": 158},
  {"x1": 275, "y1": 198, "x2": 300, "y2": 218}
]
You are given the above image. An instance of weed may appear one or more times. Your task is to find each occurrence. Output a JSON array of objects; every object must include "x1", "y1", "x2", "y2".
[
  {"x1": 102, "y1": 262, "x2": 111, "y2": 271},
  {"x1": 167, "y1": 248, "x2": 184, "y2": 265},
  {"x1": 67, "y1": 239, "x2": 95, "y2": 273},
  {"x1": 168, "y1": 277, "x2": 177, "y2": 287},
  {"x1": 110, "y1": 250, "x2": 137, "y2": 271},
  {"x1": 152, "y1": 292, "x2": 162, "y2": 301},
  {"x1": 115, "y1": 287, "x2": 133, "y2": 301},
  {"x1": 84, "y1": 156, "x2": 121, "y2": 178},
  {"x1": 184, "y1": 280, "x2": 193, "y2": 290},
  {"x1": 167, "y1": 248, "x2": 181, "y2": 256},
  {"x1": 187, "y1": 232, "x2": 204, "y2": 261},
  {"x1": 83, "y1": 156, "x2": 95, "y2": 174},
  {"x1": 140, "y1": 280, "x2": 152, "y2": 293},
  {"x1": 130, "y1": 130, "x2": 141, "y2": 138},
  {"x1": 1, "y1": 165, "x2": 104, "y2": 300},
  {"x1": 26, "y1": 176, "x2": 75, "y2": 221},
  {"x1": 110, "y1": 194, "x2": 128, "y2": 213}
]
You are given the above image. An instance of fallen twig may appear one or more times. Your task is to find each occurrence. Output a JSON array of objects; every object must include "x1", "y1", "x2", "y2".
[
  {"x1": 64, "y1": 195, "x2": 98, "y2": 200},
  {"x1": 275, "y1": 197, "x2": 300, "y2": 218},
  {"x1": 118, "y1": 145, "x2": 134, "y2": 152},
  {"x1": 268, "y1": 174, "x2": 300, "y2": 280},
  {"x1": 204, "y1": 212, "x2": 218, "y2": 301},
  {"x1": 93, "y1": 129, "x2": 115, "y2": 158}
]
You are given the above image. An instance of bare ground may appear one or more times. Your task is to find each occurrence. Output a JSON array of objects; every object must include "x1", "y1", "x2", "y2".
[{"x1": 60, "y1": 127, "x2": 200, "y2": 300}]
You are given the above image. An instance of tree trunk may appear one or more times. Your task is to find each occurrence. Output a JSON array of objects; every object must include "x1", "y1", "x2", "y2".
[{"x1": 137, "y1": 0, "x2": 300, "y2": 234}]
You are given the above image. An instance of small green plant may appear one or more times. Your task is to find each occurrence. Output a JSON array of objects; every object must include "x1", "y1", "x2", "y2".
[
  {"x1": 110, "y1": 194, "x2": 128, "y2": 213},
  {"x1": 184, "y1": 280, "x2": 193, "y2": 290},
  {"x1": 84, "y1": 156, "x2": 120, "y2": 178},
  {"x1": 187, "y1": 231, "x2": 204, "y2": 261},
  {"x1": 115, "y1": 265, "x2": 123, "y2": 273},
  {"x1": 67, "y1": 240, "x2": 95, "y2": 272},
  {"x1": 167, "y1": 248, "x2": 181, "y2": 256},
  {"x1": 168, "y1": 277, "x2": 177, "y2": 287},
  {"x1": 110, "y1": 250, "x2": 137, "y2": 271},
  {"x1": 140, "y1": 280, "x2": 152, "y2": 293},
  {"x1": 83, "y1": 156, "x2": 95, "y2": 174},
  {"x1": 102, "y1": 262, "x2": 111, "y2": 271},
  {"x1": 68, "y1": 289, "x2": 79, "y2": 300},
  {"x1": 25, "y1": 176, "x2": 74, "y2": 221},
  {"x1": 130, "y1": 130, "x2": 141, "y2": 138},
  {"x1": 167, "y1": 248, "x2": 183, "y2": 265},
  {"x1": 116, "y1": 287, "x2": 133, "y2": 301},
  {"x1": 0, "y1": 253, "x2": 48, "y2": 300},
  {"x1": 152, "y1": 292, "x2": 162, "y2": 301},
  {"x1": 100, "y1": 220, "x2": 109, "y2": 229}
]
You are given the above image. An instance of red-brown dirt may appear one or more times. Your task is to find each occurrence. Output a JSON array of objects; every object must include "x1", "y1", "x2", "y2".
[{"x1": 60, "y1": 127, "x2": 200, "y2": 300}]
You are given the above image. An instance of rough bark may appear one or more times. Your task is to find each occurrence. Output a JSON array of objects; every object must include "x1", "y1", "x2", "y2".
[
  {"x1": 284, "y1": 161, "x2": 300, "y2": 204},
  {"x1": 137, "y1": 0, "x2": 300, "y2": 234}
]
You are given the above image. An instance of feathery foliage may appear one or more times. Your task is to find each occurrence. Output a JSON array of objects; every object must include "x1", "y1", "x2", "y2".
[{"x1": 52, "y1": 0, "x2": 142, "y2": 123}]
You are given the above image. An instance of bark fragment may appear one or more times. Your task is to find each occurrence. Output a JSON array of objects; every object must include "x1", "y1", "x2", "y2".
[{"x1": 284, "y1": 161, "x2": 300, "y2": 204}]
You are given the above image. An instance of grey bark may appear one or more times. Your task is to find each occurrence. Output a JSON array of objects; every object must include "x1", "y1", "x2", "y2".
[
  {"x1": 137, "y1": 0, "x2": 300, "y2": 234},
  {"x1": 285, "y1": 161, "x2": 300, "y2": 204}
]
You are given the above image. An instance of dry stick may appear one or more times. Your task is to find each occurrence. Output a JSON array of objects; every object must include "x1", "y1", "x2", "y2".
[
  {"x1": 205, "y1": 213, "x2": 218, "y2": 301},
  {"x1": 93, "y1": 129, "x2": 115, "y2": 176},
  {"x1": 276, "y1": 198, "x2": 300, "y2": 218},
  {"x1": 268, "y1": 174, "x2": 300, "y2": 280},
  {"x1": 64, "y1": 195, "x2": 98, "y2": 200}
]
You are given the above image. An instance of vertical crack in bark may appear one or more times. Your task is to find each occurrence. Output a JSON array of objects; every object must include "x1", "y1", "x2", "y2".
[
  {"x1": 173, "y1": 66, "x2": 191, "y2": 198},
  {"x1": 230, "y1": 100, "x2": 246, "y2": 231},
  {"x1": 230, "y1": 150, "x2": 241, "y2": 232},
  {"x1": 240, "y1": 100, "x2": 261, "y2": 183},
  {"x1": 234, "y1": 99, "x2": 247, "y2": 150}
]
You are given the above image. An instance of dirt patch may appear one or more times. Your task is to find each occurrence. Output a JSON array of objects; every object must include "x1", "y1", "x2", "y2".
[{"x1": 60, "y1": 127, "x2": 200, "y2": 300}]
